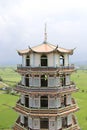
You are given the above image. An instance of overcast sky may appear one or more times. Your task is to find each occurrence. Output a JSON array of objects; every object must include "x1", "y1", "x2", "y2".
[{"x1": 0, "y1": 0, "x2": 87, "y2": 65}]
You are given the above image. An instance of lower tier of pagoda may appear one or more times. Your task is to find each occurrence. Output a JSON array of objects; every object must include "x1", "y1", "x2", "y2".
[
  {"x1": 13, "y1": 114, "x2": 80, "y2": 130},
  {"x1": 14, "y1": 101, "x2": 79, "y2": 117}
]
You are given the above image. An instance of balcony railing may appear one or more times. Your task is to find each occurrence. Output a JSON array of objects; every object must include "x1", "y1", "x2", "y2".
[
  {"x1": 15, "y1": 98, "x2": 79, "y2": 117},
  {"x1": 13, "y1": 115, "x2": 80, "y2": 130},
  {"x1": 14, "y1": 83, "x2": 78, "y2": 95},
  {"x1": 17, "y1": 64, "x2": 75, "y2": 73}
]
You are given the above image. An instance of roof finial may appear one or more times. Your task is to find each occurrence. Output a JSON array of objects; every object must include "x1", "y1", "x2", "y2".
[{"x1": 44, "y1": 23, "x2": 47, "y2": 43}]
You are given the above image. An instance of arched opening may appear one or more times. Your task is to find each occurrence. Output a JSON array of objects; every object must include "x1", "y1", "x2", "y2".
[
  {"x1": 60, "y1": 55, "x2": 64, "y2": 66},
  {"x1": 25, "y1": 75, "x2": 29, "y2": 87},
  {"x1": 25, "y1": 95, "x2": 29, "y2": 107},
  {"x1": 41, "y1": 75, "x2": 48, "y2": 87},
  {"x1": 40, "y1": 96, "x2": 48, "y2": 108},
  {"x1": 24, "y1": 116, "x2": 28, "y2": 127},
  {"x1": 26, "y1": 55, "x2": 30, "y2": 66},
  {"x1": 40, "y1": 118, "x2": 49, "y2": 129},
  {"x1": 62, "y1": 116, "x2": 67, "y2": 128},
  {"x1": 60, "y1": 74, "x2": 66, "y2": 86},
  {"x1": 41, "y1": 55, "x2": 48, "y2": 66}
]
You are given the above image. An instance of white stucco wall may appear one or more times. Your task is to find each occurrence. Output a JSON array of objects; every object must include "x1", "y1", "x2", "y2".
[
  {"x1": 22, "y1": 55, "x2": 26, "y2": 67},
  {"x1": 57, "y1": 117, "x2": 62, "y2": 130},
  {"x1": 49, "y1": 97, "x2": 55, "y2": 108},
  {"x1": 48, "y1": 53, "x2": 54, "y2": 67},
  {"x1": 55, "y1": 97, "x2": 61, "y2": 108},
  {"x1": 49, "y1": 117, "x2": 56, "y2": 130},
  {"x1": 28, "y1": 116, "x2": 32, "y2": 128},
  {"x1": 48, "y1": 77, "x2": 55, "y2": 87},
  {"x1": 30, "y1": 53, "x2": 33, "y2": 67},
  {"x1": 66, "y1": 75, "x2": 70, "y2": 85},
  {"x1": 67, "y1": 114, "x2": 72, "y2": 126},
  {"x1": 29, "y1": 96, "x2": 33, "y2": 107},
  {"x1": 66, "y1": 95, "x2": 72, "y2": 105},
  {"x1": 20, "y1": 114, "x2": 24, "y2": 124},
  {"x1": 34, "y1": 54, "x2": 40, "y2": 67},
  {"x1": 64, "y1": 54, "x2": 69, "y2": 66},
  {"x1": 21, "y1": 94, "x2": 25, "y2": 105},
  {"x1": 21, "y1": 75, "x2": 25, "y2": 85},
  {"x1": 33, "y1": 77, "x2": 40, "y2": 87},
  {"x1": 33, "y1": 118, "x2": 40, "y2": 129}
]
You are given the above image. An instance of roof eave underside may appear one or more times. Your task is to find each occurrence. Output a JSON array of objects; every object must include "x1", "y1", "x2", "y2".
[{"x1": 17, "y1": 49, "x2": 73, "y2": 55}]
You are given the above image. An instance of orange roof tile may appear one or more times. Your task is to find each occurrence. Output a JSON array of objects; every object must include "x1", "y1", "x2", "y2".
[{"x1": 17, "y1": 42, "x2": 73, "y2": 55}]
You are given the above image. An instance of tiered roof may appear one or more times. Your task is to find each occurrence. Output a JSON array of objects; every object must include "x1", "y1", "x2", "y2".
[{"x1": 17, "y1": 42, "x2": 74, "y2": 55}]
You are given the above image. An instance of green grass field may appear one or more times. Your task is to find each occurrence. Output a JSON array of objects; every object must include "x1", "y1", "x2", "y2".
[
  {"x1": 71, "y1": 69, "x2": 87, "y2": 130},
  {"x1": 0, "y1": 94, "x2": 19, "y2": 129},
  {"x1": 0, "y1": 67, "x2": 21, "y2": 87},
  {"x1": 0, "y1": 67, "x2": 87, "y2": 129}
]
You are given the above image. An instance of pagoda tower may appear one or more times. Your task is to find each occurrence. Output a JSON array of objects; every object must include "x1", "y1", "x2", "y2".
[{"x1": 13, "y1": 27, "x2": 80, "y2": 130}]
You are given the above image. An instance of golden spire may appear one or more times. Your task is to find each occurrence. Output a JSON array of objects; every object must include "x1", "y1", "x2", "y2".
[{"x1": 44, "y1": 23, "x2": 47, "y2": 43}]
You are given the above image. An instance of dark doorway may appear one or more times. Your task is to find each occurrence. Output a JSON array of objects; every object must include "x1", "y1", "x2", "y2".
[
  {"x1": 41, "y1": 96, "x2": 48, "y2": 108},
  {"x1": 26, "y1": 55, "x2": 30, "y2": 66},
  {"x1": 41, "y1": 55, "x2": 48, "y2": 66},
  {"x1": 24, "y1": 116, "x2": 28, "y2": 127},
  {"x1": 64, "y1": 95, "x2": 66, "y2": 106},
  {"x1": 25, "y1": 95, "x2": 29, "y2": 107},
  {"x1": 40, "y1": 118, "x2": 48, "y2": 129},
  {"x1": 62, "y1": 117, "x2": 67, "y2": 128},
  {"x1": 60, "y1": 75, "x2": 66, "y2": 86},
  {"x1": 41, "y1": 75, "x2": 48, "y2": 87},
  {"x1": 25, "y1": 75, "x2": 29, "y2": 87}
]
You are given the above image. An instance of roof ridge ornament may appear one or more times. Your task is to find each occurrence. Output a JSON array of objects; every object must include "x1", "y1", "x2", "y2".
[{"x1": 44, "y1": 23, "x2": 47, "y2": 43}]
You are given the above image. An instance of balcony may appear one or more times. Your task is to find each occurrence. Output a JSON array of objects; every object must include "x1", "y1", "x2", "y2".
[
  {"x1": 14, "y1": 83, "x2": 78, "y2": 95},
  {"x1": 14, "y1": 98, "x2": 79, "y2": 117},
  {"x1": 13, "y1": 117, "x2": 28, "y2": 130},
  {"x1": 13, "y1": 115, "x2": 80, "y2": 130},
  {"x1": 16, "y1": 64, "x2": 75, "y2": 74}
]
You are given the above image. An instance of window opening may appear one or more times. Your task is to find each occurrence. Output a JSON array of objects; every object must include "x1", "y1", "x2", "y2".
[
  {"x1": 25, "y1": 95, "x2": 29, "y2": 107},
  {"x1": 24, "y1": 116, "x2": 28, "y2": 127},
  {"x1": 26, "y1": 55, "x2": 30, "y2": 66},
  {"x1": 41, "y1": 96, "x2": 48, "y2": 108},
  {"x1": 41, "y1": 55, "x2": 48, "y2": 66},
  {"x1": 60, "y1": 55, "x2": 64, "y2": 66},
  {"x1": 40, "y1": 118, "x2": 48, "y2": 129},
  {"x1": 62, "y1": 116, "x2": 67, "y2": 128},
  {"x1": 41, "y1": 75, "x2": 48, "y2": 87},
  {"x1": 25, "y1": 75, "x2": 29, "y2": 87}
]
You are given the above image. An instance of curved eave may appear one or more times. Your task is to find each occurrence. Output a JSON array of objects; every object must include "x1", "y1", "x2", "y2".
[
  {"x1": 57, "y1": 48, "x2": 74, "y2": 55},
  {"x1": 17, "y1": 49, "x2": 31, "y2": 56},
  {"x1": 17, "y1": 43, "x2": 74, "y2": 55}
]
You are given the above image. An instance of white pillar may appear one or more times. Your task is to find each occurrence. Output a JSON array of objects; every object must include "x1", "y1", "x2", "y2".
[
  {"x1": 22, "y1": 75, "x2": 25, "y2": 85},
  {"x1": 56, "y1": 97, "x2": 61, "y2": 108},
  {"x1": 57, "y1": 54, "x2": 60, "y2": 67},
  {"x1": 66, "y1": 95, "x2": 72, "y2": 105},
  {"x1": 64, "y1": 54, "x2": 69, "y2": 66},
  {"x1": 28, "y1": 116, "x2": 32, "y2": 129},
  {"x1": 33, "y1": 118, "x2": 40, "y2": 129},
  {"x1": 22, "y1": 55, "x2": 26, "y2": 67},
  {"x1": 21, "y1": 94, "x2": 25, "y2": 105},
  {"x1": 20, "y1": 114, "x2": 24, "y2": 124},
  {"x1": 67, "y1": 114, "x2": 72, "y2": 126},
  {"x1": 49, "y1": 117, "x2": 56, "y2": 130},
  {"x1": 57, "y1": 117, "x2": 62, "y2": 130}
]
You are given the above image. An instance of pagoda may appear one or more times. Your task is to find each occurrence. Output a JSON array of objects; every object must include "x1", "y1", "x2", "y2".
[{"x1": 13, "y1": 26, "x2": 80, "y2": 130}]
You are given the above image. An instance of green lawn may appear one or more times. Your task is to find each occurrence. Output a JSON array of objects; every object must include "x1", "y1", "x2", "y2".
[
  {"x1": 71, "y1": 70, "x2": 87, "y2": 130},
  {"x1": 0, "y1": 67, "x2": 21, "y2": 87},
  {"x1": 0, "y1": 94, "x2": 19, "y2": 129}
]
